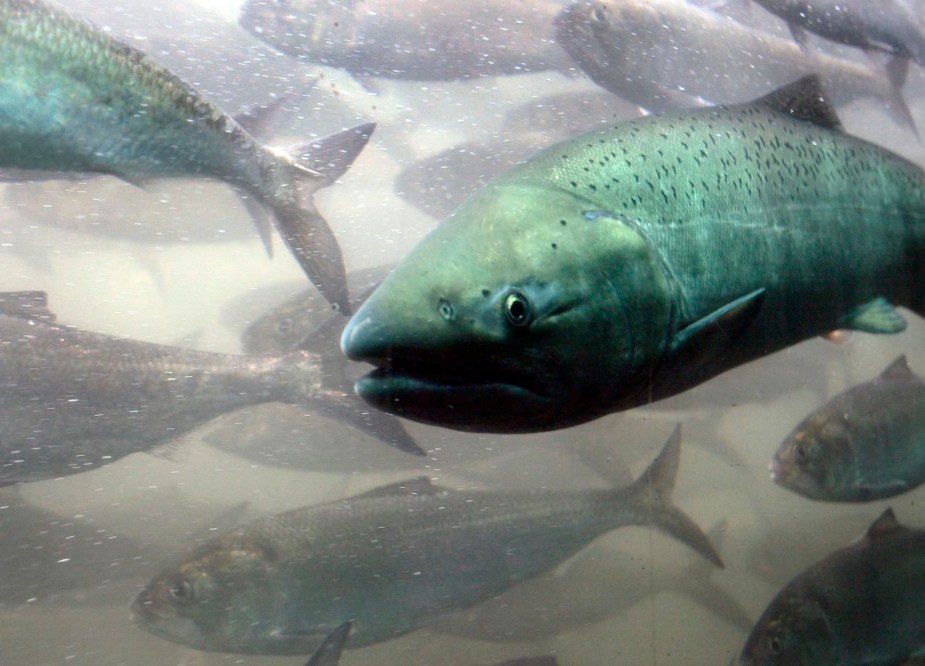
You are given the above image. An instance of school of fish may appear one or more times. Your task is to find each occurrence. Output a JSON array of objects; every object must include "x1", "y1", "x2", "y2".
[{"x1": 3, "y1": 0, "x2": 925, "y2": 664}]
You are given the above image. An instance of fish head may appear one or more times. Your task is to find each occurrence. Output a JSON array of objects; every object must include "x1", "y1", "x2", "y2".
[
  {"x1": 771, "y1": 410, "x2": 856, "y2": 501},
  {"x1": 738, "y1": 591, "x2": 835, "y2": 665},
  {"x1": 131, "y1": 537, "x2": 310, "y2": 654},
  {"x1": 341, "y1": 183, "x2": 673, "y2": 432},
  {"x1": 239, "y1": 0, "x2": 357, "y2": 61},
  {"x1": 242, "y1": 290, "x2": 332, "y2": 355},
  {"x1": 554, "y1": 1, "x2": 659, "y2": 80}
]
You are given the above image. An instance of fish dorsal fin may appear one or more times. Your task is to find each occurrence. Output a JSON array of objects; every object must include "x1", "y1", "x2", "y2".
[
  {"x1": 305, "y1": 621, "x2": 352, "y2": 666},
  {"x1": 355, "y1": 476, "x2": 445, "y2": 500},
  {"x1": 0, "y1": 291, "x2": 55, "y2": 321},
  {"x1": 880, "y1": 354, "x2": 916, "y2": 381},
  {"x1": 864, "y1": 508, "x2": 904, "y2": 542},
  {"x1": 755, "y1": 76, "x2": 843, "y2": 132}
]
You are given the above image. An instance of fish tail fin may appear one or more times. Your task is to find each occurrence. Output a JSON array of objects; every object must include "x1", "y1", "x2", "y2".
[
  {"x1": 270, "y1": 123, "x2": 376, "y2": 315},
  {"x1": 272, "y1": 201, "x2": 352, "y2": 315},
  {"x1": 670, "y1": 520, "x2": 752, "y2": 630},
  {"x1": 884, "y1": 55, "x2": 920, "y2": 139},
  {"x1": 628, "y1": 425, "x2": 724, "y2": 568},
  {"x1": 287, "y1": 122, "x2": 377, "y2": 186},
  {"x1": 312, "y1": 388, "x2": 427, "y2": 456}
]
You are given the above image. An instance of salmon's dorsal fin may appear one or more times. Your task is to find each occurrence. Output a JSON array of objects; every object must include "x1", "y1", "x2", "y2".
[{"x1": 755, "y1": 75, "x2": 843, "y2": 132}]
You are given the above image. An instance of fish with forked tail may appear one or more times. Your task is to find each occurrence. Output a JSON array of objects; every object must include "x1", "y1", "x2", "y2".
[
  {"x1": 341, "y1": 75, "x2": 925, "y2": 433},
  {"x1": 131, "y1": 425, "x2": 721, "y2": 655},
  {"x1": 738, "y1": 508, "x2": 925, "y2": 665},
  {"x1": 0, "y1": 0, "x2": 372, "y2": 313},
  {"x1": 0, "y1": 291, "x2": 420, "y2": 486},
  {"x1": 554, "y1": 0, "x2": 916, "y2": 131},
  {"x1": 751, "y1": 0, "x2": 925, "y2": 65},
  {"x1": 772, "y1": 355, "x2": 925, "y2": 501}
]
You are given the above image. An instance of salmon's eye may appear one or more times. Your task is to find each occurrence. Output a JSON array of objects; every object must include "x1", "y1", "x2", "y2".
[{"x1": 504, "y1": 290, "x2": 532, "y2": 327}]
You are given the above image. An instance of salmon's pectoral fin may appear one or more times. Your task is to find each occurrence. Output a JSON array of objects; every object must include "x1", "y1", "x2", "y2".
[
  {"x1": 667, "y1": 288, "x2": 765, "y2": 364},
  {"x1": 839, "y1": 297, "x2": 907, "y2": 334},
  {"x1": 305, "y1": 621, "x2": 352, "y2": 666}
]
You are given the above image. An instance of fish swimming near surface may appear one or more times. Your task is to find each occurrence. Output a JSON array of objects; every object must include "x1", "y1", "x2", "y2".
[
  {"x1": 751, "y1": 0, "x2": 925, "y2": 67},
  {"x1": 239, "y1": 0, "x2": 573, "y2": 82},
  {"x1": 0, "y1": 0, "x2": 373, "y2": 313},
  {"x1": 0, "y1": 290, "x2": 420, "y2": 486},
  {"x1": 554, "y1": 0, "x2": 916, "y2": 130},
  {"x1": 341, "y1": 75, "x2": 925, "y2": 433},
  {"x1": 738, "y1": 508, "x2": 925, "y2": 665},
  {"x1": 131, "y1": 425, "x2": 721, "y2": 655},
  {"x1": 772, "y1": 354, "x2": 925, "y2": 502}
]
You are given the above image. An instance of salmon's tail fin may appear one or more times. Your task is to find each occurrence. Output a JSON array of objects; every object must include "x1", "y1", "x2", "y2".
[
  {"x1": 628, "y1": 425, "x2": 724, "y2": 568},
  {"x1": 271, "y1": 123, "x2": 376, "y2": 315}
]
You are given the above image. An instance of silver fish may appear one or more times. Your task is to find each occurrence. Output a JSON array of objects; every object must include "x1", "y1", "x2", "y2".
[
  {"x1": 772, "y1": 355, "x2": 925, "y2": 501},
  {"x1": 554, "y1": 0, "x2": 915, "y2": 129},
  {"x1": 739, "y1": 508, "x2": 925, "y2": 665},
  {"x1": 752, "y1": 0, "x2": 925, "y2": 65},
  {"x1": 131, "y1": 425, "x2": 721, "y2": 655},
  {"x1": 239, "y1": 0, "x2": 573, "y2": 81},
  {"x1": 0, "y1": 290, "x2": 418, "y2": 486}
]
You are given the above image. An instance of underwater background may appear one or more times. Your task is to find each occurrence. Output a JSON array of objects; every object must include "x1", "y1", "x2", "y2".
[{"x1": 3, "y1": 0, "x2": 925, "y2": 663}]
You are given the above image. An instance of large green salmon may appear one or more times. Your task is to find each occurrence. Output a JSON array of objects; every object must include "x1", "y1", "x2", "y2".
[
  {"x1": 341, "y1": 76, "x2": 925, "y2": 432},
  {"x1": 131, "y1": 426, "x2": 720, "y2": 655},
  {"x1": 0, "y1": 0, "x2": 371, "y2": 313}
]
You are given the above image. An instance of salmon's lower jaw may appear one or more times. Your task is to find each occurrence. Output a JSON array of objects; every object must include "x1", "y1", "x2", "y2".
[{"x1": 353, "y1": 369, "x2": 559, "y2": 433}]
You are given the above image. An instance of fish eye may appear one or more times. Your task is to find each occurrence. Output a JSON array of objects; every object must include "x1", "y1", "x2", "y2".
[
  {"x1": 794, "y1": 443, "x2": 808, "y2": 464},
  {"x1": 276, "y1": 317, "x2": 294, "y2": 335},
  {"x1": 767, "y1": 635, "x2": 783, "y2": 656},
  {"x1": 169, "y1": 577, "x2": 195, "y2": 604},
  {"x1": 503, "y1": 290, "x2": 532, "y2": 327}
]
